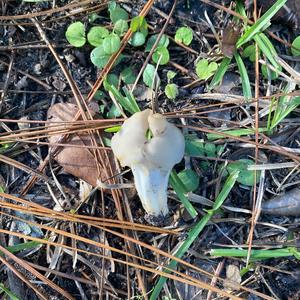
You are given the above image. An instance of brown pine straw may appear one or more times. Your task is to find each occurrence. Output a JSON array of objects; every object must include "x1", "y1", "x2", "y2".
[
  {"x1": 0, "y1": 243, "x2": 75, "y2": 299},
  {"x1": 0, "y1": 0, "x2": 96, "y2": 20},
  {"x1": 0, "y1": 192, "x2": 274, "y2": 300}
]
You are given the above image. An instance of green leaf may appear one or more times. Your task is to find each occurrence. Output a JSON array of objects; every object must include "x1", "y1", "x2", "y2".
[
  {"x1": 121, "y1": 67, "x2": 136, "y2": 84},
  {"x1": 169, "y1": 171, "x2": 198, "y2": 218},
  {"x1": 0, "y1": 283, "x2": 20, "y2": 300},
  {"x1": 107, "y1": 104, "x2": 122, "y2": 118},
  {"x1": 65, "y1": 21, "x2": 86, "y2": 47},
  {"x1": 88, "y1": 13, "x2": 100, "y2": 23},
  {"x1": 130, "y1": 32, "x2": 146, "y2": 47},
  {"x1": 227, "y1": 159, "x2": 259, "y2": 186},
  {"x1": 207, "y1": 127, "x2": 267, "y2": 140},
  {"x1": 236, "y1": 0, "x2": 287, "y2": 48},
  {"x1": 255, "y1": 33, "x2": 280, "y2": 69},
  {"x1": 211, "y1": 247, "x2": 300, "y2": 261},
  {"x1": 109, "y1": 6, "x2": 129, "y2": 24},
  {"x1": 208, "y1": 57, "x2": 231, "y2": 90},
  {"x1": 178, "y1": 169, "x2": 200, "y2": 192},
  {"x1": 175, "y1": 26, "x2": 193, "y2": 46},
  {"x1": 90, "y1": 45, "x2": 110, "y2": 68},
  {"x1": 87, "y1": 26, "x2": 109, "y2": 47},
  {"x1": 291, "y1": 35, "x2": 300, "y2": 56},
  {"x1": 167, "y1": 70, "x2": 176, "y2": 82},
  {"x1": 103, "y1": 73, "x2": 119, "y2": 91},
  {"x1": 242, "y1": 44, "x2": 257, "y2": 62},
  {"x1": 145, "y1": 34, "x2": 169, "y2": 52},
  {"x1": 103, "y1": 34, "x2": 121, "y2": 55},
  {"x1": 185, "y1": 137, "x2": 205, "y2": 156},
  {"x1": 261, "y1": 64, "x2": 281, "y2": 80},
  {"x1": 130, "y1": 16, "x2": 145, "y2": 32},
  {"x1": 113, "y1": 19, "x2": 128, "y2": 36},
  {"x1": 143, "y1": 64, "x2": 156, "y2": 88},
  {"x1": 165, "y1": 83, "x2": 178, "y2": 100},
  {"x1": 195, "y1": 59, "x2": 218, "y2": 80},
  {"x1": 152, "y1": 46, "x2": 170, "y2": 65},
  {"x1": 234, "y1": 52, "x2": 252, "y2": 99}
]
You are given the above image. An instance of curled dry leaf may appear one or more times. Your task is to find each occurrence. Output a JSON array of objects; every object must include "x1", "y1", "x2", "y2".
[
  {"x1": 261, "y1": 188, "x2": 300, "y2": 216},
  {"x1": 47, "y1": 102, "x2": 115, "y2": 187},
  {"x1": 224, "y1": 264, "x2": 241, "y2": 291}
]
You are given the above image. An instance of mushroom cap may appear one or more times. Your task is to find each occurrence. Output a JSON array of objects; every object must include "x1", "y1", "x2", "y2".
[
  {"x1": 111, "y1": 109, "x2": 185, "y2": 171},
  {"x1": 145, "y1": 113, "x2": 185, "y2": 171},
  {"x1": 111, "y1": 109, "x2": 151, "y2": 167}
]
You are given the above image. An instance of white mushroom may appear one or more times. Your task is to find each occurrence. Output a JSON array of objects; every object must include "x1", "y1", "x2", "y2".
[{"x1": 111, "y1": 109, "x2": 185, "y2": 216}]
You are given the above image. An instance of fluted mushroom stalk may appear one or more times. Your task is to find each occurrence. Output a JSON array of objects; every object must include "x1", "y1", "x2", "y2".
[{"x1": 111, "y1": 109, "x2": 185, "y2": 216}]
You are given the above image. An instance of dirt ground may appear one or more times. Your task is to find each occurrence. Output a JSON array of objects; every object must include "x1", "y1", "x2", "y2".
[{"x1": 0, "y1": 0, "x2": 299, "y2": 299}]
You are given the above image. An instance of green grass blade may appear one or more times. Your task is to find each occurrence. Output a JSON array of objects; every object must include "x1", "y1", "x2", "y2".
[
  {"x1": 4, "y1": 241, "x2": 41, "y2": 254},
  {"x1": 150, "y1": 214, "x2": 211, "y2": 300},
  {"x1": 234, "y1": 52, "x2": 252, "y2": 99},
  {"x1": 207, "y1": 128, "x2": 267, "y2": 140},
  {"x1": 211, "y1": 170, "x2": 239, "y2": 211},
  {"x1": 208, "y1": 57, "x2": 231, "y2": 91},
  {"x1": 169, "y1": 171, "x2": 198, "y2": 218},
  {"x1": 254, "y1": 33, "x2": 280, "y2": 69},
  {"x1": 236, "y1": 0, "x2": 287, "y2": 48},
  {"x1": 211, "y1": 247, "x2": 299, "y2": 260},
  {"x1": 150, "y1": 170, "x2": 239, "y2": 300},
  {"x1": 0, "y1": 283, "x2": 21, "y2": 300},
  {"x1": 271, "y1": 96, "x2": 300, "y2": 129},
  {"x1": 122, "y1": 87, "x2": 141, "y2": 113}
]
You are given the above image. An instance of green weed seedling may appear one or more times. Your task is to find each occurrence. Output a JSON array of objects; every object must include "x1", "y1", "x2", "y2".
[
  {"x1": 175, "y1": 26, "x2": 193, "y2": 46},
  {"x1": 164, "y1": 70, "x2": 178, "y2": 100}
]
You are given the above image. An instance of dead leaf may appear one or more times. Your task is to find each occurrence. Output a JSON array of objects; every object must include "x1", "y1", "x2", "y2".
[
  {"x1": 47, "y1": 101, "x2": 115, "y2": 187},
  {"x1": 261, "y1": 188, "x2": 300, "y2": 216},
  {"x1": 222, "y1": 22, "x2": 242, "y2": 57},
  {"x1": 224, "y1": 264, "x2": 241, "y2": 291}
]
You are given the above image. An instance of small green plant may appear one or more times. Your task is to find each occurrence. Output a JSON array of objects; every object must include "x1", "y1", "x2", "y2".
[
  {"x1": 108, "y1": 2, "x2": 129, "y2": 24},
  {"x1": 152, "y1": 46, "x2": 170, "y2": 65},
  {"x1": 145, "y1": 34, "x2": 169, "y2": 51},
  {"x1": 164, "y1": 70, "x2": 178, "y2": 100},
  {"x1": 143, "y1": 64, "x2": 158, "y2": 88},
  {"x1": 129, "y1": 16, "x2": 148, "y2": 47},
  {"x1": 195, "y1": 59, "x2": 218, "y2": 80},
  {"x1": 65, "y1": 21, "x2": 86, "y2": 47},
  {"x1": 242, "y1": 44, "x2": 257, "y2": 62},
  {"x1": 261, "y1": 64, "x2": 281, "y2": 80},
  {"x1": 113, "y1": 19, "x2": 128, "y2": 36},
  {"x1": 102, "y1": 33, "x2": 121, "y2": 54},
  {"x1": 175, "y1": 26, "x2": 193, "y2": 46},
  {"x1": 291, "y1": 35, "x2": 300, "y2": 56},
  {"x1": 87, "y1": 26, "x2": 109, "y2": 47},
  {"x1": 178, "y1": 169, "x2": 200, "y2": 192},
  {"x1": 227, "y1": 159, "x2": 259, "y2": 186}
]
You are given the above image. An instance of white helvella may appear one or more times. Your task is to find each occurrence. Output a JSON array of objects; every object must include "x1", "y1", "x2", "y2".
[{"x1": 111, "y1": 109, "x2": 185, "y2": 216}]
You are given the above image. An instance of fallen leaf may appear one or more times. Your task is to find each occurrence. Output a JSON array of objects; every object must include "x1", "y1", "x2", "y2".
[
  {"x1": 261, "y1": 188, "x2": 300, "y2": 216},
  {"x1": 224, "y1": 264, "x2": 241, "y2": 291},
  {"x1": 47, "y1": 101, "x2": 115, "y2": 187}
]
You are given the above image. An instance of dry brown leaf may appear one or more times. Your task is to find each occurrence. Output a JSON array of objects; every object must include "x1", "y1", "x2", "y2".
[{"x1": 47, "y1": 102, "x2": 114, "y2": 187}]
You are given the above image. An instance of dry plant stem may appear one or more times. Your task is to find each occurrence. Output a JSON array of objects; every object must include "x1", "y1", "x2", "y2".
[
  {"x1": 0, "y1": 58, "x2": 51, "y2": 90},
  {"x1": 246, "y1": 21, "x2": 261, "y2": 265},
  {"x1": 21, "y1": 0, "x2": 155, "y2": 194},
  {"x1": 0, "y1": 255, "x2": 48, "y2": 300},
  {"x1": 0, "y1": 52, "x2": 14, "y2": 112},
  {"x1": 206, "y1": 259, "x2": 225, "y2": 300},
  {"x1": 0, "y1": 193, "x2": 275, "y2": 300},
  {"x1": 0, "y1": 244, "x2": 74, "y2": 300},
  {"x1": 131, "y1": 0, "x2": 178, "y2": 93},
  {"x1": 0, "y1": 0, "x2": 95, "y2": 20}
]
